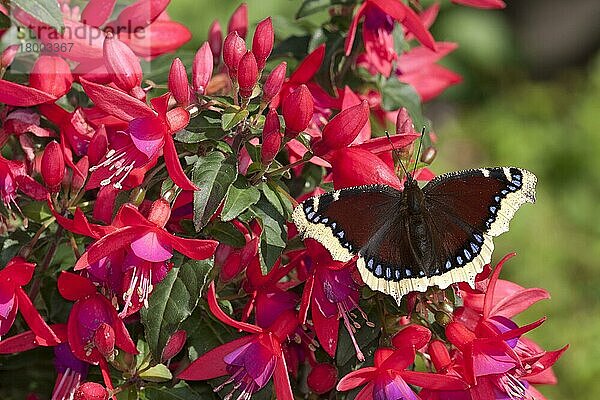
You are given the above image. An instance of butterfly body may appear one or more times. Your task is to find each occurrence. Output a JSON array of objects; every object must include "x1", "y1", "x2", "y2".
[{"x1": 292, "y1": 167, "x2": 537, "y2": 304}]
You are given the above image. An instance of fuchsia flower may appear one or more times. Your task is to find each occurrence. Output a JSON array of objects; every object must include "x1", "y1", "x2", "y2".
[
  {"x1": 282, "y1": 85, "x2": 314, "y2": 137},
  {"x1": 178, "y1": 282, "x2": 297, "y2": 400},
  {"x1": 0, "y1": 258, "x2": 59, "y2": 342},
  {"x1": 0, "y1": 156, "x2": 48, "y2": 208},
  {"x1": 52, "y1": 343, "x2": 90, "y2": 400},
  {"x1": 337, "y1": 325, "x2": 468, "y2": 399}
]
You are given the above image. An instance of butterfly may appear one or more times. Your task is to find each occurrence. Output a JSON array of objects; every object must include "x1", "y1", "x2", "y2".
[{"x1": 292, "y1": 167, "x2": 536, "y2": 304}]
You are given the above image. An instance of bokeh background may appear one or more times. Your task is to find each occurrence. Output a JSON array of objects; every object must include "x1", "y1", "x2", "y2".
[{"x1": 167, "y1": 0, "x2": 600, "y2": 397}]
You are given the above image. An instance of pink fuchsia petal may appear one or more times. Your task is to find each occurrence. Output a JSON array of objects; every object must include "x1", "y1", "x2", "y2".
[
  {"x1": 0, "y1": 79, "x2": 57, "y2": 106},
  {"x1": 344, "y1": 2, "x2": 368, "y2": 56},
  {"x1": 129, "y1": 115, "x2": 167, "y2": 158},
  {"x1": 483, "y1": 252, "x2": 516, "y2": 318},
  {"x1": 471, "y1": 340, "x2": 517, "y2": 377},
  {"x1": 399, "y1": 64, "x2": 462, "y2": 102},
  {"x1": 177, "y1": 335, "x2": 254, "y2": 380},
  {"x1": 489, "y1": 288, "x2": 550, "y2": 319},
  {"x1": 311, "y1": 301, "x2": 339, "y2": 358},
  {"x1": 81, "y1": 0, "x2": 117, "y2": 27},
  {"x1": 29, "y1": 56, "x2": 73, "y2": 98},
  {"x1": 497, "y1": 317, "x2": 547, "y2": 342},
  {"x1": 378, "y1": 347, "x2": 417, "y2": 371},
  {"x1": 115, "y1": 0, "x2": 170, "y2": 29},
  {"x1": 0, "y1": 324, "x2": 66, "y2": 353},
  {"x1": 206, "y1": 281, "x2": 262, "y2": 334},
  {"x1": 118, "y1": 21, "x2": 192, "y2": 58},
  {"x1": 2, "y1": 257, "x2": 35, "y2": 286},
  {"x1": 58, "y1": 271, "x2": 98, "y2": 301},
  {"x1": 162, "y1": 134, "x2": 198, "y2": 191},
  {"x1": 74, "y1": 226, "x2": 148, "y2": 270},
  {"x1": 38, "y1": 20, "x2": 105, "y2": 63},
  {"x1": 452, "y1": 0, "x2": 505, "y2": 9},
  {"x1": 331, "y1": 147, "x2": 401, "y2": 189},
  {"x1": 15, "y1": 288, "x2": 61, "y2": 345},
  {"x1": 397, "y1": 1, "x2": 436, "y2": 50},
  {"x1": 400, "y1": 370, "x2": 469, "y2": 390},
  {"x1": 398, "y1": 42, "x2": 458, "y2": 74},
  {"x1": 79, "y1": 78, "x2": 155, "y2": 122},
  {"x1": 289, "y1": 44, "x2": 325, "y2": 83},
  {"x1": 336, "y1": 367, "x2": 377, "y2": 391},
  {"x1": 130, "y1": 231, "x2": 173, "y2": 262},
  {"x1": 273, "y1": 354, "x2": 294, "y2": 400}
]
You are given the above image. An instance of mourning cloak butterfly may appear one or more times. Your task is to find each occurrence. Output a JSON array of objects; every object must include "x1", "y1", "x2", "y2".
[{"x1": 292, "y1": 167, "x2": 536, "y2": 304}]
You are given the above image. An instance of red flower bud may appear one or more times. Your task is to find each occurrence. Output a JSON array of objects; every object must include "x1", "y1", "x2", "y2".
[
  {"x1": 331, "y1": 148, "x2": 401, "y2": 189},
  {"x1": 307, "y1": 363, "x2": 338, "y2": 394},
  {"x1": 252, "y1": 17, "x2": 273, "y2": 71},
  {"x1": 227, "y1": 3, "x2": 248, "y2": 39},
  {"x1": 161, "y1": 329, "x2": 187, "y2": 362},
  {"x1": 74, "y1": 382, "x2": 109, "y2": 400},
  {"x1": 41, "y1": 141, "x2": 65, "y2": 192},
  {"x1": 445, "y1": 321, "x2": 477, "y2": 350},
  {"x1": 1, "y1": 44, "x2": 19, "y2": 69},
  {"x1": 192, "y1": 42, "x2": 213, "y2": 96},
  {"x1": 262, "y1": 61, "x2": 286, "y2": 104},
  {"x1": 223, "y1": 31, "x2": 246, "y2": 81},
  {"x1": 312, "y1": 100, "x2": 369, "y2": 156},
  {"x1": 396, "y1": 107, "x2": 415, "y2": 136},
  {"x1": 237, "y1": 51, "x2": 258, "y2": 99},
  {"x1": 282, "y1": 84, "x2": 313, "y2": 138},
  {"x1": 103, "y1": 33, "x2": 144, "y2": 99},
  {"x1": 261, "y1": 109, "x2": 281, "y2": 165},
  {"x1": 429, "y1": 340, "x2": 452, "y2": 371},
  {"x1": 93, "y1": 322, "x2": 116, "y2": 360},
  {"x1": 169, "y1": 58, "x2": 191, "y2": 105},
  {"x1": 71, "y1": 156, "x2": 89, "y2": 194},
  {"x1": 148, "y1": 198, "x2": 172, "y2": 228},
  {"x1": 29, "y1": 56, "x2": 73, "y2": 98},
  {"x1": 208, "y1": 20, "x2": 223, "y2": 63}
]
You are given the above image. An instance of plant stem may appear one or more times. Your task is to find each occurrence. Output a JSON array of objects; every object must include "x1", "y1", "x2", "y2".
[{"x1": 28, "y1": 225, "x2": 63, "y2": 301}]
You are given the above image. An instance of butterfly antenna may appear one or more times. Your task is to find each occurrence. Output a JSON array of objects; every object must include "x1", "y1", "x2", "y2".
[
  {"x1": 411, "y1": 127, "x2": 426, "y2": 177},
  {"x1": 385, "y1": 130, "x2": 412, "y2": 182}
]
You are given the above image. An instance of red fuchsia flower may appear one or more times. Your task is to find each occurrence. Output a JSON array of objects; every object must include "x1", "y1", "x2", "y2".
[
  {"x1": 262, "y1": 62, "x2": 287, "y2": 104},
  {"x1": 215, "y1": 220, "x2": 260, "y2": 282},
  {"x1": 0, "y1": 257, "x2": 60, "y2": 343},
  {"x1": 70, "y1": 199, "x2": 217, "y2": 317},
  {"x1": 52, "y1": 343, "x2": 90, "y2": 400},
  {"x1": 452, "y1": 0, "x2": 506, "y2": 9},
  {"x1": 238, "y1": 51, "x2": 259, "y2": 99},
  {"x1": 223, "y1": 31, "x2": 247, "y2": 81},
  {"x1": 307, "y1": 363, "x2": 338, "y2": 395},
  {"x1": 169, "y1": 57, "x2": 192, "y2": 105},
  {"x1": 208, "y1": 20, "x2": 223, "y2": 63},
  {"x1": 0, "y1": 156, "x2": 47, "y2": 209},
  {"x1": 282, "y1": 84, "x2": 314, "y2": 138},
  {"x1": 192, "y1": 42, "x2": 214, "y2": 96},
  {"x1": 41, "y1": 141, "x2": 65, "y2": 192},
  {"x1": 261, "y1": 108, "x2": 282, "y2": 165},
  {"x1": 345, "y1": 0, "x2": 436, "y2": 62},
  {"x1": 103, "y1": 33, "x2": 145, "y2": 100},
  {"x1": 252, "y1": 17, "x2": 274, "y2": 72},
  {"x1": 355, "y1": 5, "x2": 398, "y2": 77},
  {"x1": 227, "y1": 3, "x2": 249, "y2": 39},
  {"x1": 58, "y1": 271, "x2": 138, "y2": 369},
  {"x1": 337, "y1": 336, "x2": 468, "y2": 399},
  {"x1": 178, "y1": 282, "x2": 298, "y2": 400},
  {"x1": 297, "y1": 239, "x2": 371, "y2": 361}
]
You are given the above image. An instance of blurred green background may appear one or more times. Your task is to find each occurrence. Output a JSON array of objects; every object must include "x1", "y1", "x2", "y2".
[{"x1": 181, "y1": 0, "x2": 596, "y2": 398}]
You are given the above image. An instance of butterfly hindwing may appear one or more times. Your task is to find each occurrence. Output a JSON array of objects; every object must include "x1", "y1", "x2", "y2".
[{"x1": 292, "y1": 185, "x2": 402, "y2": 262}]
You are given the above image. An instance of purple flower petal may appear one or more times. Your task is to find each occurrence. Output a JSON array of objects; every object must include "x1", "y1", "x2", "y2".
[{"x1": 130, "y1": 231, "x2": 173, "y2": 262}]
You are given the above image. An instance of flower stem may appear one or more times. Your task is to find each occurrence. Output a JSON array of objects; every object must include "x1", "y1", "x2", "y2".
[{"x1": 28, "y1": 225, "x2": 63, "y2": 301}]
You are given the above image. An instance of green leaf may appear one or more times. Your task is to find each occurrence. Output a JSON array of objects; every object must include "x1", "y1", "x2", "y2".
[
  {"x1": 0, "y1": 12, "x2": 11, "y2": 29},
  {"x1": 144, "y1": 382, "x2": 215, "y2": 400},
  {"x1": 192, "y1": 152, "x2": 238, "y2": 231},
  {"x1": 381, "y1": 78, "x2": 424, "y2": 128},
  {"x1": 221, "y1": 178, "x2": 261, "y2": 222},
  {"x1": 181, "y1": 112, "x2": 226, "y2": 140},
  {"x1": 203, "y1": 220, "x2": 246, "y2": 247},
  {"x1": 221, "y1": 108, "x2": 249, "y2": 131},
  {"x1": 139, "y1": 364, "x2": 172, "y2": 382},
  {"x1": 250, "y1": 195, "x2": 287, "y2": 273},
  {"x1": 12, "y1": 0, "x2": 64, "y2": 31},
  {"x1": 21, "y1": 201, "x2": 52, "y2": 222},
  {"x1": 296, "y1": 0, "x2": 335, "y2": 18},
  {"x1": 140, "y1": 258, "x2": 214, "y2": 362}
]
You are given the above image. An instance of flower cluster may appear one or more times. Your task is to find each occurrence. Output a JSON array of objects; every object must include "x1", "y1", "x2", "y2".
[{"x1": 0, "y1": 0, "x2": 564, "y2": 399}]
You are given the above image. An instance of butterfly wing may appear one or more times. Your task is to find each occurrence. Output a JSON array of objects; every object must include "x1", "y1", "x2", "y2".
[
  {"x1": 292, "y1": 185, "x2": 402, "y2": 262},
  {"x1": 421, "y1": 167, "x2": 537, "y2": 289}
]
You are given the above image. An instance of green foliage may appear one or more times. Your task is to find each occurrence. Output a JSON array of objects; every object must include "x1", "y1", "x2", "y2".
[{"x1": 11, "y1": 0, "x2": 64, "y2": 30}]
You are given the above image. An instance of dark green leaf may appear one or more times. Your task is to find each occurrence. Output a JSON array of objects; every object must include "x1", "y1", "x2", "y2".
[
  {"x1": 221, "y1": 108, "x2": 249, "y2": 131},
  {"x1": 221, "y1": 178, "x2": 261, "y2": 221},
  {"x1": 182, "y1": 112, "x2": 226, "y2": 140},
  {"x1": 250, "y1": 195, "x2": 287, "y2": 273},
  {"x1": 259, "y1": 182, "x2": 284, "y2": 216},
  {"x1": 192, "y1": 152, "x2": 238, "y2": 231},
  {"x1": 203, "y1": 220, "x2": 246, "y2": 247},
  {"x1": 140, "y1": 258, "x2": 214, "y2": 362},
  {"x1": 0, "y1": 12, "x2": 11, "y2": 29},
  {"x1": 296, "y1": 0, "x2": 335, "y2": 18},
  {"x1": 381, "y1": 78, "x2": 424, "y2": 128},
  {"x1": 21, "y1": 201, "x2": 52, "y2": 222},
  {"x1": 12, "y1": 0, "x2": 64, "y2": 31},
  {"x1": 144, "y1": 382, "x2": 213, "y2": 400}
]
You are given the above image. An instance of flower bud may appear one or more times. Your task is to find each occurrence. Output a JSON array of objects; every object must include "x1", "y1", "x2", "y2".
[
  {"x1": 93, "y1": 323, "x2": 115, "y2": 360},
  {"x1": 252, "y1": 17, "x2": 273, "y2": 71},
  {"x1": 161, "y1": 330, "x2": 187, "y2": 362},
  {"x1": 396, "y1": 107, "x2": 415, "y2": 136},
  {"x1": 445, "y1": 321, "x2": 476, "y2": 351},
  {"x1": 262, "y1": 62, "x2": 286, "y2": 104},
  {"x1": 237, "y1": 51, "x2": 258, "y2": 99},
  {"x1": 1, "y1": 44, "x2": 19, "y2": 69},
  {"x1": 148, "y1": 198, "x2": 172, "y2": 228},
  {"x1": 71, "y1": 156, "x2": 89, "y2": 194},
  {"x1": 307, "y1": 363, "x2": 338, "y2": 394},
  {"x1": 428, "y1": 340, "x2": 452, "y2": 371},
  {"x1": 391, "y1": 324, "x2": 432, "y2": 349},
  {"x1": 169, "y1": 58, "x2": 191, "y2": 105},
  {"x1": 29, "y1": 56, "x2": 73, "y2": 98},
  {"x1": 282, "y1": 84, "x2": 313, "y2": 138},
  {"x1": 223, "y1": 31, "x2": 246, "y2": 81},
  {"x1": 73, "y1": 382, "x2": 109, "y2": 400},
  {"x1": 208, "y1": 20, "x2": 223, "y2": 63},
  {"x1": 103, "y1": 33, "x2": 144, "y2": 99},
  {"x1": 312, "y1": 100, "x2": 369, "y2": 156},
  {"x1": 261, "y1": 109, "x2": 281, "y2": 165},
  {"x1": 41, "y1": 141, "x2": 65, "y2": 192},
  {"x1": 331, "y1": 148, "x2": 401, "y2": 189},
  {"x1": 227, "y1": 3, "x2": 248, "y2": 39},
  {"x1": 192, "y1": 42, "x2": 213, "y2": 96}
]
